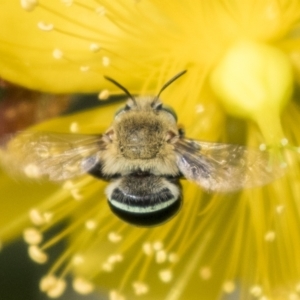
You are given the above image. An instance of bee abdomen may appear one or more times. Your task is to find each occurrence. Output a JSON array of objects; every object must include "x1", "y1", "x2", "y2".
[
  {"x1": 105, "y1": 176, "x2": 182, "y2": 227},
  {"x1": 111, "y1": 187, "x2": 174, "y2": 206}
]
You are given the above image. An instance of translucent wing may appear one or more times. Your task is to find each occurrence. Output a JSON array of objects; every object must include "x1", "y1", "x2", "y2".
[
  {"x1": 0, "y1": 132, "x2": 106, "y2": 181},
  {"x1": 174, "y1": 138, "x2": 284, "y2": 192}
]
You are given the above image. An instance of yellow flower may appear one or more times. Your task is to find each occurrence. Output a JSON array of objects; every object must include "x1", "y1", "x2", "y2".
[{"x1": 0, "y1": 1, "x2": 300, "y2": 300}]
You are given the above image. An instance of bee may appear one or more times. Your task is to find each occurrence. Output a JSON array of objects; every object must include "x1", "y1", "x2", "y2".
[{"x1": 0, "y1": 71, "x2": 282, "y2": 226}]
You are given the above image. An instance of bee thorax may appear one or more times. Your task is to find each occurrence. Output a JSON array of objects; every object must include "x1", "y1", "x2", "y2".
[
  {"x1": 120, "y1": 144, "x2": 161, "y2": 159},
  {"x1": 115, "y1": 112, "x2": 168, "y2": 160}
]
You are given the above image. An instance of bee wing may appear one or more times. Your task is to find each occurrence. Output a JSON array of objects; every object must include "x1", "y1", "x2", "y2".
[
  {"x1": 174, "y1": 138, "x2": 284, "y2": 192},
  {"x1": 0, "y1": 132, "x2": 106, "y2": 181}
]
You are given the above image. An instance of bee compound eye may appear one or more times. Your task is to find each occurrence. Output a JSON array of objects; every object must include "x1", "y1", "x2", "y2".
[{"x1": 106, "y1": 183, "x2": 182, "y2": 227}]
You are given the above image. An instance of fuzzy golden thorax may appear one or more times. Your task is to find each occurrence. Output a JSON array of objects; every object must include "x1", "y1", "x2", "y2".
[{"x1": 101, "y1": 97, "x2": 180, "y2": 176}]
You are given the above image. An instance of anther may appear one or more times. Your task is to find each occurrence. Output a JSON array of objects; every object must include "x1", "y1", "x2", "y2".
[
  {"x1": 250, "y1": 285, "x2": 263, "y2": 297},
  {"x1": 20, "y1": 0, "x2": 38, "y2": 11},
  {"x1": 109, "y1": 290, "x2": 126, "y2": 300},
  {"x1": 73, "y1": 277, "x2": 94, "y2": 295},
  {"x1": 80, "y1": 65, "x2": 90, "y2": 72},
  {"x1": 265, "y1": 230, "x2": 276, "y2": 242},
  {"x1": 132, "y1": 281, "x2": 149, "y2": 295},
  {"x1": 70, "y1": 122, "x2": 79, "y2": 133},
  {"x1": 90, "y1": 43, "x2": 101, "y2": 52},
  {"x1": 199, "y1": 267, "x2": 212, "y2": 280},
  {"x1": 168, "y1": 253, "x2": 179, "y2": 263},
  {"x1": 43, "y1": 277, "x2": 66, "y2": 298},
  {"x1": 23, "y1": 227, "x2": 43, "y2": 245},
  {"x1": 28, "y1": 245, "x2": 48, "y2": 264},
  {"x1": 108, "y1": 232, "x2": 122, "y2": 243},
  {"x1": 223, "y1": 281, "x2": 235, "y2": 294},
  {"x1": 29, "y1": 209, "x2": 52, "y2": 226},
  {"x1": 102, "y1": 56, "x2": 110, "y2": 67},
  {"x1": 159, "y1": 269, "x2": 173, "y2": 283},
  {"x1": 52, "y1": 49, "x2": 63, "y2": 59},
  {"x1": 142, "y1": 242, "x2": 153, "y2": 256},
  {"x1": 153, "y1": 241, "x2": 163, "y2": 251},
  {"x1": 38, "y1": 22, "x2": 54, "y2": 31},
  {"x1": 72, "y1": 254, "x2": 84, "y2": 265},
  {"x1": 156, "y1": 250, "x2": 167, "y2": 264},
  {"x1": 98, "y1": 89, "x2": 110, "y2": 100},
  {"x1": 85, "y1": 220, "x2": 97, "y2": 230}
]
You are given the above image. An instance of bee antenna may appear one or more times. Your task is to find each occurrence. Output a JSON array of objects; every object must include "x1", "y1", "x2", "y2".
[
  {"x1": 153, "y1": 70, "x2": 187, "y2": 102},
  {"x1": 104, "y1": 76, "x2": 137, "y2": 105}
]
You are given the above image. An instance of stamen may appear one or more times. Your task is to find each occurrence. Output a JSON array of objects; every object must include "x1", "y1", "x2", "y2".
[
  {"x1": 281, "y1": 138, "x2": 288, "y2": 146},
  {"x1": 108, "y1": 232, "x2": 122, "y2": 243},
  {"x1": 63, "y1": 180, "x2": 76, "y2": 190},
  {"x1": 250, "y1": 285, "x2": 263, "y2": 297},
  {"x1": 40, "y1": 275, "x2": 57, "y2": 292},
  {"x1": 23, "y1": 227, "x2": 43, "y2": 245},
  {"x1": 102, "y1": 56, "x2": 110, "y2": 67},
  {"x1": 52, "y1": 49, "x2": 64, "y2": 60},
  {"x1": 199, "y1": 266, "x2": 212, "y2": 280},
  {"x1": 132, "y1": 281, "x2": 149, "y2": 295},
  {"x1": 264, "y1": 231, "x2": 276, "y2": 242},
  {"x1": 85, "y1": 219, "x2": 97, "y2": 230},
  {"x1": 28, "y1": 245, "x2": 48, "y2": 264},
  {"x1": 102, "y1": 262, "x2": 113, "y2": 272},
  {"x1": 109, "y1": 290, "x2": 126, "y2": 300},
  {"x1": 80, "y1": 65, "x2": 90, "y2": 72},
  {"x1": 289, "y1": 293, "x2": 299, "y2": 300},
  {"x1": 276, "y1": 205, "x2": 285, "y2": 214},
  {"x1": 69, "y1": 122, "x2": 79, "y2": 133},
  {"x1": 47, "y1": 284, "x2": 65, "y2": 299},
  {"x1": 159, "y1": 269, "x2": 173, "y2": 283},
  {"x1": 40, "y1": 275, "x2": 66, "y2": 298},
  {"x1": 29, "y1": 209, "x2": 52, "y2": 226},
  {"x1": 98, "y1": 89, "x2": 110, "y2": 100},
  {"x1": 156, "y1": 250, "x2": 167, "y2": 264},
  {"x1": 73, "y1": 277, "x2": 94, "y2": 295},
  {"x1": 223, "y1": 281, "x2": 235, "y2": 294},
  {"x1": 70, "y1": 188, "x2": 83, "y2": 200},
  {"x1": 102, "y1": 253, "x2": 124, "y2": 272},
  {"x1": 72, "y1": 254, "x2": 84, "y2": 265},
  {"x1": 142, "y1": 242, "x2": 153, "y2": 256},
  {"x1": 90, "y1": 43, "x2": 101, "y2": 53},
  {"x1": 107, "y1": 254, "x2": 123, "y2": 264},
  {"x1": 20, "y1": 0, "x2": 38, "y2": 11},
  {"x1": 168, "y1": 253, "x2": 179, "y2": 263},
  {"x1": 153, "y1": 241, "x2": 163, "y2": 251},
  {"x1": 37, "y1": 22, "x2": 54, "y2": 31},
  {"x1": 195, "y1": 104, "x2": 205, "y2": 114}
]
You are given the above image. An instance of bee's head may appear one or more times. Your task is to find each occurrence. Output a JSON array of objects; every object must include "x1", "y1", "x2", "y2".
[{"x1": 104, "y1": 69, "x2": 187, "y2": 116}]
